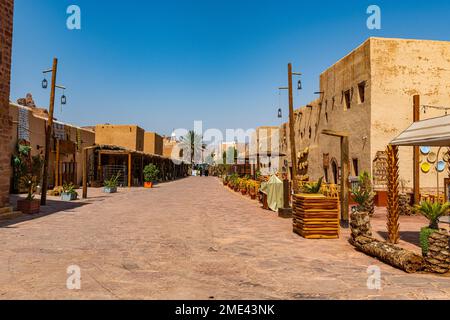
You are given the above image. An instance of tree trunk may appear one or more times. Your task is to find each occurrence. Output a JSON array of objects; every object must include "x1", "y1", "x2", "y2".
[{"x1": 351, "y1": 235, "x2": 424, "y2": 273}]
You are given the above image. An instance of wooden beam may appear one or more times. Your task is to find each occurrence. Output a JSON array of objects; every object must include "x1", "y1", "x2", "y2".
[
  {"x1": 82, "y1": 148, "x2": 88, "y2": 199},
  {"x1": 128, "y1": 153, "x2": 132, "y2": 188},
  {"x1": 341, "y1": 136, "x2": 350, "y2": 224},
  {"x1": 55, "y1": 139, "x2": 60, "y2": 187},
  {"x1": 322, "y1": 129, "x2": 350, "y2": 138},
  {"x1": 413, "y1": 95, "x2": 420, "y2": 205}
]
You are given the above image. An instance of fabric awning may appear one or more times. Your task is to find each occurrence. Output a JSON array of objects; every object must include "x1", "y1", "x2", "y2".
[{"x1": 390, "y1": 115, "x2": 450, "y2": 147}]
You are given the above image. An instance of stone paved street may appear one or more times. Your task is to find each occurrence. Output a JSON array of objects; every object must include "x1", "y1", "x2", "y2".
[{"x1": 0, "y1": 177, "x2": 449, "y2": 300}]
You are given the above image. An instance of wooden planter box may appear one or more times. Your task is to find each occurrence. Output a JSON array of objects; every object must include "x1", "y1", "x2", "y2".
[
  {"x1": 17, "y1": 199, "x2": 40, "y2": 215},
  {"x1": 61, "y1": 192, "x2": 78, "y2": 201},
  {"x1": 293, "y1": 194, "x2": 340, "y2": 239}
]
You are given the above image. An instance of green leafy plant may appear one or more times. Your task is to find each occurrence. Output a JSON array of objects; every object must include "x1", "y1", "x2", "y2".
[
  {"x1": 143, "y1": 164, "x2": 160, "y2": 182},
  {"x1": 420, "y1": 227, "x2": 438, "y2": 256},
  {"x1": 62, "y1": 183, "x2": 77, "y2": 195},
  {"x1": 415, "y1": 200, "x2": 450, "y2": 229},
  {"x1": 18, "y1": 154, "x2": 44, "y2": 201},
  {"x1": 303, "y1": 177, "x2": 324, "y2": 194},
  {"x1": 104, "y1": 172, "x2": 121, "y2": 188}
]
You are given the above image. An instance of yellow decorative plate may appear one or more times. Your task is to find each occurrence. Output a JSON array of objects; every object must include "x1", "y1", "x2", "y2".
[{"x1": 421, "y1": 162, "x2": 431, "y2": 173}]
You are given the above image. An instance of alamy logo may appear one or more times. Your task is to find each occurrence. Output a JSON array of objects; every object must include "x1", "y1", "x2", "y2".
[
  {"x1": 367, "y1": 5, "x2": 381, "y2": 30},
  {"x1": 67, "y1": 5, "x2": 81, "y2": 30},
  {"x1": 367, "y1": 265, "x2": 381, "y2": 290},
  {"x1": 66, "y1": 265, "x2": 81, "y2": 290}
]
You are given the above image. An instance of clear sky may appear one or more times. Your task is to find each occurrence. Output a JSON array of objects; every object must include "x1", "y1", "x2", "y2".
[{"x1": 10, "y1": 0, "x2": 450, "y2": 136}]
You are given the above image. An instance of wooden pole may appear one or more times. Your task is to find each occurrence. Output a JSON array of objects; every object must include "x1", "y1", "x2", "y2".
[
  {"x1": 82, "y1": 148, "x2": 88, "y2": 199},
  {"x1": 40, "y1": 58, "x2": 58, "y2": 205},
  {"x1": 288, "y1": 63, "x2": 298, "y2": 193},
  {"x1": 128, "y1": 153, "x2": 132, "y2": 188},
  {"x1": 413, "y1": 95, "x2": 420, "y2": 204},
  {"x1": 341, "y1": 136, "x2": 350, "y2": 225}
]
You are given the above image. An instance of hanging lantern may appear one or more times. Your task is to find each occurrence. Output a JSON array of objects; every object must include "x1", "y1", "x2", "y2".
[
  {"x1": 278, "y1": 108, "x2": 282, "y2": 119},
  {"x1": 42, "y1": 78, "x2": 48, "y2": 89},
  {"x1": 297, "y1": 80, "x2": 302, "y2": 90},
  {"x1": 61, "y1": 94, "x2": 67, "y2": 105}
]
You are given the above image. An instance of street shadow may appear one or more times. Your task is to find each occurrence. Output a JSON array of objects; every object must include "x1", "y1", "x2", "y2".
[
  {"x1": 1, "y1": 196, "x2": 109, "y2": 229},
  {"x1": 377, "y1": 231, "x2": 420, "y2": 248}
]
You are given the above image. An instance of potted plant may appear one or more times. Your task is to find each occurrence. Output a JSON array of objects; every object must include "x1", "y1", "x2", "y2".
[
  {"x1": 104, "y1": 173, "x2": 121, "y2": 194},
  {"x1": 248, "y1": 180, "x2": 259, "y2": 200},
  {"x1": 240, "y1": 179, "x2": 248, "y2": 195},
  {"x1": 61, "y1": 183, "x2": 78, "y2": 201},
  {"x1": 17, "y1": 154, "x2": 44, "y2": 215},
  {"x1": 143, "y1": 164, "x2": 159, "y2": 188},
  {"x1": 415, "y1": 201, "x2": 450, "y2": 256},
  {"x1": 350, "y1": 181, "x2": 373, "y2": 241},
  {"x1": 302, "y1": 177, "x2": 324, "y2": 194}
]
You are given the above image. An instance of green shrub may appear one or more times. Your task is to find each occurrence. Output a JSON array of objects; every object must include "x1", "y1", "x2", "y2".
[
  {"x1": 420, "y1": 227, "x2": 438, "y2": 256},
  {"x1": 143, "y1": 164, "x2": 160, "y2": 182},
  {"x1": 104, "y1": 172, "x2": 121, "y2": 188},
  {"x1": 303, "y1": 177, "x2": 324, "y2": 194}
]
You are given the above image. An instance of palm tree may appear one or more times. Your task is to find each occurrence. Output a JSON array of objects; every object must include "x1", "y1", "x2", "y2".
[
  {"x1": 179, "y1": 131, "x2": 203, "y2": 165},
  {"x1": 415, "y1": 201, "x2": 450, "y2": 230}
]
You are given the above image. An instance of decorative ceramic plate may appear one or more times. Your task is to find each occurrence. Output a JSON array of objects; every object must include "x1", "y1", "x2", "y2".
[
  {"x1": 427, "y1": 152, "x2": 437, "y2": 163},
  {"x1": 420, "y1": 146, "x2": 431, "y2": 155},
  {"x1": 436, "y1": 161, "x2": 446, "y2": 173},
  {"x1": 443, "y1": 153, "x2": 450, "y2": 162},
  {"x1": 421, "y1": 162, "x2": 431, "y2": 173},
  {"x1": 420, "y1": 162, "x2": 431, "y2": 173}
]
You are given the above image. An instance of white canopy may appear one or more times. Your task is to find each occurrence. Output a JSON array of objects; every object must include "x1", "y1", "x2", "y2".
[{"x1": 390, "y1": 115, "x2": 450, "y2": 147}]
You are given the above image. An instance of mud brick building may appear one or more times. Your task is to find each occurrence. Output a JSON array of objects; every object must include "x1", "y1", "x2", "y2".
[
  {"x1": 279, "y1": 37, "x2": 450, "y2": 193},
  {"x1": 0, "y1": 0, "x2": 14, "y2": 211}
]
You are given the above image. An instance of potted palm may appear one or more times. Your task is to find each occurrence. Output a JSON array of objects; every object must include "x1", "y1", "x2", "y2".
[
  {"x1": 350, "y1": 182, "x2": 373, "y2": 241},
  {"x1": 104, "y1": 173, "x2": 121, "y2": 194},
  {"x1": 61, "y1": 183, "x2": 78, "y2": 201},
  {"x1": 415, "y1": 201, "x2": 450, "y2": 256},
  {"x1": 17, "y1": 155, "x2": 44, "y2": 215},
  {"x1": 144, "y1": 164, "x2": 159, "y2": 188}
]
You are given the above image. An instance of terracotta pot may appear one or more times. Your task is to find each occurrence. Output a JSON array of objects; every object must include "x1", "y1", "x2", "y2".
[
  {"x1": 144, "y1": 181, "x2": 154, "y2": 189},
  {"x1": 241, "y1": 189, "x2": 247, "y2": 195},
  {"x1": 17, "y1": 199, "x2": 40, "y2": 215},
  {"x1": 250, "y1": 193, "x2": 256, "y2": 200}
]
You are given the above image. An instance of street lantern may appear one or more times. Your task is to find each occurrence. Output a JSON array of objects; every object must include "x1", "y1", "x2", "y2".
[
  {"x1": 42, "y1": 78, "x2": 48, "y2": 89},
  {"x1": 297, "y1": 80, "x2": 302, "y2": 90},
  {"x1": 61, "y1": 94, "x2": 67, "y2": 105},
  {"x1": 278, "y1": 108, "x2": 282, "y2": 118}
]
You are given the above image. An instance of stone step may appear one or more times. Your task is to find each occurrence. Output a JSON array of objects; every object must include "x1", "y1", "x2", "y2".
[
  {"x1": 0, "y1": 211, "x2": 23, "y2": 221},
  {"x1": 0, "y1": 206, "x2": 13, "y2": 215}
]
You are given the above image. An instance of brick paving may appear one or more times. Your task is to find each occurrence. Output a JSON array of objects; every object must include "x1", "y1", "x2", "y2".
[{"x1": 0, "y1": 177, "x2": 449, "y2": 300}]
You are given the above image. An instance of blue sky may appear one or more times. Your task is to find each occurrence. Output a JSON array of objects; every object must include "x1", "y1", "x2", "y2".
[{"x1": 10, "y1": 0, "x2": 450, "y2": 136}]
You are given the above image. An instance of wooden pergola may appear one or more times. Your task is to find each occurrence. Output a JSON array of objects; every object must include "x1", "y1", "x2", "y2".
[{"x1": 82, "y1": 145, "x2": 188, "y2": 199}]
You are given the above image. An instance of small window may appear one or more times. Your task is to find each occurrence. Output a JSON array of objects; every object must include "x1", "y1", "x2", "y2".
[
  {"x1": 358, "y1": 82, "x2": 366, "y2": 103},
  {"x1": 309, "y1": 127, "x2": 312, "y2": 139},
  {"x1": 352, "y1": 158, "x2": 359, "y2": 177},
  {"x1": 325, "y1": 112, "x2": 329, "y2": 123},
  {"x1": 344, "y1": 90, "x2": 351, "y2": 110}
]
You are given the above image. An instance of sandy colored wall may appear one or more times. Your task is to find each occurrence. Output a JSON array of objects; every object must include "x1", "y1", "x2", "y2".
[
  {"x1": 95, "y1": 125, "x2": 144, "y2": 152},
  {"x1": 280, "y1": 40, "x2": 372, "y2": 184},
  {"x1": 10, "y1": 103, "x2": 95, "y2": 187},
  {"x1": 370, "y1": 38, "x2": 450, "y2": 190},
  {"x1": 144, "y1": 132, "x2": 163, "y2": 156}
]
